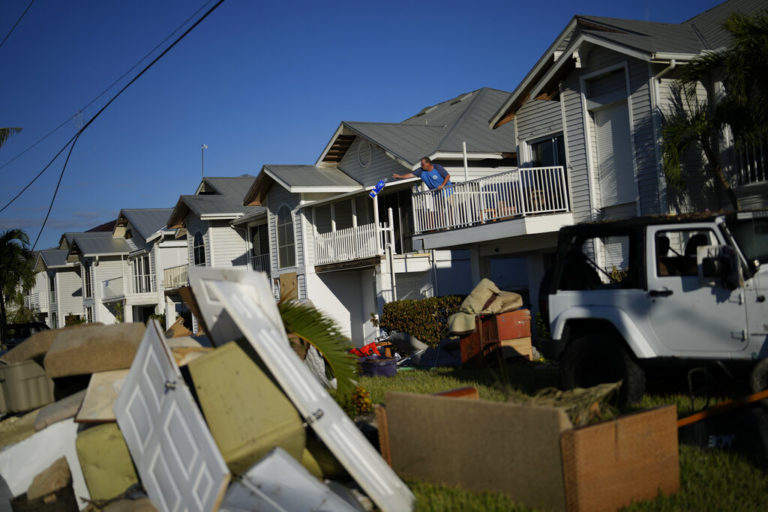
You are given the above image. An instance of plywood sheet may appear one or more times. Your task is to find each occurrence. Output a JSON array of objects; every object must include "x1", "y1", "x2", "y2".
[
  {"x1": 114, "y1": 321, "x2": 230, "y2": 512},
  {"x1": 76, "y1": 370, "x2": 129, "y2": 423}
]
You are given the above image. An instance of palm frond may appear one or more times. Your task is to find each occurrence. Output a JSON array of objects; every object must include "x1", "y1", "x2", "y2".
[
  {"x1": 278, "y1": 299, "x2": 358, "y2": 397},
  {"x1": 0, "y1": 128, "x2": 22, "y2": 149}
]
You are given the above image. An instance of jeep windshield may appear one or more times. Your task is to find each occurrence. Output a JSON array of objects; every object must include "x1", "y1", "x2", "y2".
[{"x1": 728, "y1": 215, "x2": 768, "y2": 265}]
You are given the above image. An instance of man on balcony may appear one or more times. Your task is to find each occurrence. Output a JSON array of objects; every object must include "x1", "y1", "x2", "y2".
[
  {"x1": 392, "y1": 157, "x2": 452, "y2": 192},
  {"x1": 393, "y1": 157, "x2": 454, "y2": 231}
]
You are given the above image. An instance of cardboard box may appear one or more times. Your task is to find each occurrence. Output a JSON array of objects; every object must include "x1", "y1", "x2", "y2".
[{"x1": 385, "y1": 391, "x2": 679, "y2": 512}]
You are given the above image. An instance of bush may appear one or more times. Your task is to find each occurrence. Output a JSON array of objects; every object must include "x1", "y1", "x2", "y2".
[{"x1": 379, "y1": 295, "x2": 463, "y2": 347}]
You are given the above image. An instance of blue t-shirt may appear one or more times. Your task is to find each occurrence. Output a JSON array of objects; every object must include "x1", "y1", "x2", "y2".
[{"x1": 414, "y1": 164, "x2": 452, "y2": 190}]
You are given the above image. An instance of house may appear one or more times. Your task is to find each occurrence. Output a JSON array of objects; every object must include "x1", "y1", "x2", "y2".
[
  {"x1": 30, "y1": 249, "x2": 82, "y2": 328},
  {"x1": 471, "y1": 0, "x2": 768, "y2": 313},
  {"x1": 490, "y1": 0, "x2": 766, "y2": 217},
  {"x1": 110, "y1": 208, "x2": 186, "y2": 327},
  {"x1": 240, "y1": 87, "x2": 566, "y2": 344},
  {"x1": 167, "y1": 176, "x2": 266, "y2": 329}
]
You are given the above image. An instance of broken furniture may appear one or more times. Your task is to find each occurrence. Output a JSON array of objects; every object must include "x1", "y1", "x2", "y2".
[
  {"x1": 383, "y1": 391, "x2": 679, "y2": 512},
  {"x1": 0, "y1": 359, "x2": 54, "y2": 414}
]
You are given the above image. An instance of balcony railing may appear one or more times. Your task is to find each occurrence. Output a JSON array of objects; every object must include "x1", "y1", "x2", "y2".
[
  {"x1": 412, "y1": 166, "x2": 569, "y2": 234},
  {"x1": 733, "y1": 136, "x2": 768, "y2": 186},
  {"x1": 315, "y1": 222, "x2": 391, "y2": 266},
  {"x1": 249, "y1": 253, "x2": 270, "y2": 272},
  {"x1": 131, "y1": 272, "x2": 155, "y2": 295},
  {"x1": 102, "y1": 277, "x2": 124, "y2": 301},
  {"x1": 24, "y1": 293, "x2": 40, "y2": 311},
  {"x1": 163, "y1": 264, "x2": 188, "y2": 290}
]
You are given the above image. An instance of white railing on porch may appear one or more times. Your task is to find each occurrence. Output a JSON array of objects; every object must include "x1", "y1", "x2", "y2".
[
  {"x1": 24, "y1": 292, "x2": 40, "y2": 311},
  {"x1": 412, "y1": 166, "x2": 569, "y2": 234},
  {"x1": 249, "y1": 253, "x2": 270, "y2": 272},
  {"x1": 102, "y1": 277, "x2": 124, "y2": 301},
  {"x1": 131, "y1": 272, "x2": 155, "y2": 295},
  {"x1": 163, "y1": 264, "x2": 188, "y2": 289},
  {"x1": 733, "y1": 136, "x2": 768, "y2": 186},
  {"x1": 315, "y1": 222, "x2": 391, "y2": 265}
]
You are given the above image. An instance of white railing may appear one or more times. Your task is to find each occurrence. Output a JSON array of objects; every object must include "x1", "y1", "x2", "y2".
[
  {"x1": 102, "y1": 277, "x2": 124, "y2": 301},
  {"x1": 733, "y1": 136, "x2": 768, "y2": 186},
  {"x1": 24, "y1": 293, "x2": 40, "y2": 311},
  {"x1": 249, "y1": 253, "x2": 270, "y2": 272},
  {"x1": 412, "y1": 166, "x2": 570, "y2": 234},
  {"x1": 131, "y1": 272, "x2": 155, "y2": 295},
  {"x1": 315, "y1": 222, "x2": 391, "y2": 265},
  {"x1": 163, "y1": 265, "x2": 188, "y2": 289}
]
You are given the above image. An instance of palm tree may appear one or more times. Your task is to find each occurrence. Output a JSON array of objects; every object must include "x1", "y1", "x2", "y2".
[
  {"x1": 0, "y1": 229, "x2": 36, "y2": 343},
  {"x1": 661, "y1": 10, "x2": 768, "y2": 211},
  {"x1": 0, "y1": 127, "x2": 22, "y2": 148}
]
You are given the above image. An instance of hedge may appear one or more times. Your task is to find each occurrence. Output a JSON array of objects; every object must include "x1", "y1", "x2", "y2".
[{"x1": 379, "y1": 295, "x2": 464, "y2": 347}]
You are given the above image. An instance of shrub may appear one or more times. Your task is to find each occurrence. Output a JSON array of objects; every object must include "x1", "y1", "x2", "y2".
[{"x1": 379, "y1": 295, "x2": 463, "y2": 347}]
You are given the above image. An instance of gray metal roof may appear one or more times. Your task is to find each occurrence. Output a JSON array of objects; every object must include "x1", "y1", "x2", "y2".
[
  {"x1": 119, "y1": 208, "x2": 172, "y2": 240},
  {"x1": 71, "y1": 232, "x2": 129, "y2": 256},
  {"x1": 344, "y1": 88, "x2": 516, "y2": 167},
  {"x1": 39, "y1": 249, "x2": 72, "y2": 269},
  {"x1": 683, "y1": 0, "x2": 765, "y2": 50},
  {"x1": 168, "y1": 175, "x2": 265, "y2": 228},
  {"x1": 264, "y1": 165, "x2": 362, "y2": 191}
]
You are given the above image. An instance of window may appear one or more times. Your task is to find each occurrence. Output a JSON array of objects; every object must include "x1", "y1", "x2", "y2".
[
  {"x1": 132, "y1": 254, "x2": 152, "y2": 293},
  {"x1": 86, "y1": 307, "x2": 93, "y2": 323},
  {"x1": 84, "y1": 262, "x2": 93, "y2": 298},
  {"x1": 277, "y1": 206, "x2": 295, "y2": 268},
  {"x1": 655, "y1": 229, "x2": 717, "y2": 277},
  {"x1": 558, "y1": 233, "x2": 640, "y2": 290},
  {"x1": 530, "y1": 134, "x2": 565, "y2": 167},
  {"x1": 250, "y1": 225, "x2": 269, "y2": 272},
  {"x1": 193, "y1": 232, "x2": 206, "y2": 267},
  {"x1": 48, "y1": 274, "x2": 56, "y2": 304},
  {"x1": 51, "y1": 312, "x2": 58, "y2": 329}
]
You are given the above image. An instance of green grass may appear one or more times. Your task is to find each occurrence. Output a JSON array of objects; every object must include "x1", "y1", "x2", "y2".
[{"x1": 360, "y1": 363, "x2": 768, "y2": 512}]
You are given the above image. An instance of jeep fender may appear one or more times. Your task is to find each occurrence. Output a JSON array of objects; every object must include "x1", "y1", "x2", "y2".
[{"x1": 550, "y1": 306, "x2": 656, "y2": 359}]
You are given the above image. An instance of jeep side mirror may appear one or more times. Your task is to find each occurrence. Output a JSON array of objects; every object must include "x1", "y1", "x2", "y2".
[{"x1": 698, "y1": 245, "x2": 739, "y2": 290}]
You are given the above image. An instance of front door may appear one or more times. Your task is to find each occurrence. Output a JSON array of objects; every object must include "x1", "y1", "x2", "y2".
[{"x1": 645, "y1": 224, "x2": 747, "y2": 354}]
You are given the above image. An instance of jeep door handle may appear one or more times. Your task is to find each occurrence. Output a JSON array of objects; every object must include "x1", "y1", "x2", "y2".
[{"x1": 649, "y1": 289, "x2": 674, "y2": 297}]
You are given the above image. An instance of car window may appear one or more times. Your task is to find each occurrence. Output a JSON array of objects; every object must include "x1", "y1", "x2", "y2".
[{"x1": 655, "y1": 229, "x2": 717, "y2": 277}]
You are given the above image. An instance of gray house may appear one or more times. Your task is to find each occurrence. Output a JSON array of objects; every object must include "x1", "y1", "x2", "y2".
[
  {"x1": 240, "y1": 88, "x2": 571, "y2": 344},
  {"x1": 31, "y1": 249, "x2": 82, "y2": 328}
]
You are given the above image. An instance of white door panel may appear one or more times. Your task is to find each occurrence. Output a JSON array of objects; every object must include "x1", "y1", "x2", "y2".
[{"x1": 115, "y1": 321, "x2": 230, "y2": 512}]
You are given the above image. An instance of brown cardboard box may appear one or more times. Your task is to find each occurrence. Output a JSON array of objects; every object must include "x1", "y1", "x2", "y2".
[{"x1": 385, "y1": 391, "x2": 679, "y2": 512}]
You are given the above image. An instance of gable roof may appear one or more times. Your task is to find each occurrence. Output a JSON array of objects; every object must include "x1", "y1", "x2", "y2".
[
  {"x1": 490, "y1": 0, "x2": 764, "y2": 127},
  {"x1": 168, "y1": 175, "x2": 265, "y2": 228},
  {"x1": 243, "y1": 165, "x2": 362, "y2": 206},
  {"x1": 319, "y1": 88, "x2": 517, "y2": 168},
  {"x1": 35, "y1": 249, "x2": 76, "y2": 272},
  {"x1": 67, "y1": 232, "x2": 129, "y2": 261},
  {"x1": 115, "y1": 208, "x2": 173, "y2": 241}
]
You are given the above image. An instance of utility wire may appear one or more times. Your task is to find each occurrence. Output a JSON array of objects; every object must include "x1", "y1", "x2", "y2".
[
  {"x1": 11, "y1": 0, "x2": 227, "y2": 248},
  {"x1": 0, "y1": 0, "x2": 34, "y2": 51},
  {"x1": 0, "y1": 0, "x2": 215, "y2": 173}
]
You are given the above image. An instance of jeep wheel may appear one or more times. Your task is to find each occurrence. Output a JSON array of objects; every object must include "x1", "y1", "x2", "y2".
[{"x1": 559, "y1": 334, "x2": 646, "y2": 405}]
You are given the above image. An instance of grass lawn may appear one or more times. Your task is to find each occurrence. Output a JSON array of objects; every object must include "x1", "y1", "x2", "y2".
[{"x1": 358, "y1": 363, "x2": 768, "y2": 512}]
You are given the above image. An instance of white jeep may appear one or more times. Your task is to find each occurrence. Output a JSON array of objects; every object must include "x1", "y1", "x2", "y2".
[{"x1": 543, "y1": 211, "x2": 768, "y2": 404}]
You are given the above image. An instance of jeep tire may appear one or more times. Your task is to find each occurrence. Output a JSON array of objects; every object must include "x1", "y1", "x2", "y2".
[
  {"x1": 750, "y1": 358, "x2": 768, "y2": 406},
  {"x1": 560, "y1": 334, "x2": 646, "y2": 405}
]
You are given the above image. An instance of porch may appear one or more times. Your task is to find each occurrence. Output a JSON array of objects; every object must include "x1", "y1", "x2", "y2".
[
  {"x1": 411, "y1": 166, "x2": 570, "y2": 234},
  {"x1": 163, "y1": 264, "x2": 188, "y2": 291},
  {"x1": 315, "y1": 221, "x2": 394, "y2": 267},
  {"x1": 102, "y1": 273, "x2": 157, "y2": 303}
]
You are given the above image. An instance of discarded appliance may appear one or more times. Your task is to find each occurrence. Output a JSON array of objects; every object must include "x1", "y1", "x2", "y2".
[
  {"x1": 0, "y1": 359, "x2": 54, "y2": 413},
  {"x1": 383, "y1": 391, "x2": 679, "y2": 512},
  {"x1": 113, "y1": 320, "x2": 231, "y2": 512},
  {"x1": 219, "y1": 447, "x2": 360, "y2": 512},
  {"x1": 187, "y1": 267, "x2": 414, "y2": 512}
]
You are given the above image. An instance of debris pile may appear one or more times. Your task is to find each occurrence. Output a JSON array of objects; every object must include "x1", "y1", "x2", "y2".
[{"x1": 0, "y1": 268, "x2": 414, "y2": 512}]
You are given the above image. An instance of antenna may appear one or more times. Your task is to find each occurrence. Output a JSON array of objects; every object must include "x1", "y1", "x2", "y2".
[{"x1": 201, "y1": 144, "x2": 208, "y2": 178}]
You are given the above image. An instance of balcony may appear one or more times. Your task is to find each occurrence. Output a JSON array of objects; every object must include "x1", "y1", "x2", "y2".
[
  {"x1": 102, "y1": 277, "x2": 124, "y2": 302},
  {"x1": 163, "y1": 264, "x2": 188, "y2": 290},
  {"x1": 24, "y1": 293, "x2": 41, "y2": 311},
  {"x1": 315, "y1": 222, "x2": 392, "y2": 266},
  {"x1": 131, "y1": 272, "x2": 156, "y2": 295},
  {"x1": 733, "y1": 136, "x2": 768, "y2": 186},
  {"x1": 412, "y1": 166, "x2": 570, "y2": 235},
  {"x1": 249, "y1": 253, "x2": 270, "y2": 273}
]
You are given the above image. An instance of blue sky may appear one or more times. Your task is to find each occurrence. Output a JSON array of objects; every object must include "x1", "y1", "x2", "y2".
[{"x1": 0, "y1": 0, "x2": 721, "y2": 249}]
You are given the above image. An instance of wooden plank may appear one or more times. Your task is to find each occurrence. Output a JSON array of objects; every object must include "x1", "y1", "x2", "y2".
[{"x1": 76, "y1": 370, "x2": 128, "y2": 423}]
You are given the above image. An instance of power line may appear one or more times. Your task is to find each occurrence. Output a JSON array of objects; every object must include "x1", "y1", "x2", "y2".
[
  {"x1": 0, "y1": 0, "x2": 34, "y2": 51},
  {"x1": 0, "y1": 0, "x2": 215, "y2": 174},
  {"x1": 11, "y1": 0, "x2": 227, "y2": 247}
]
